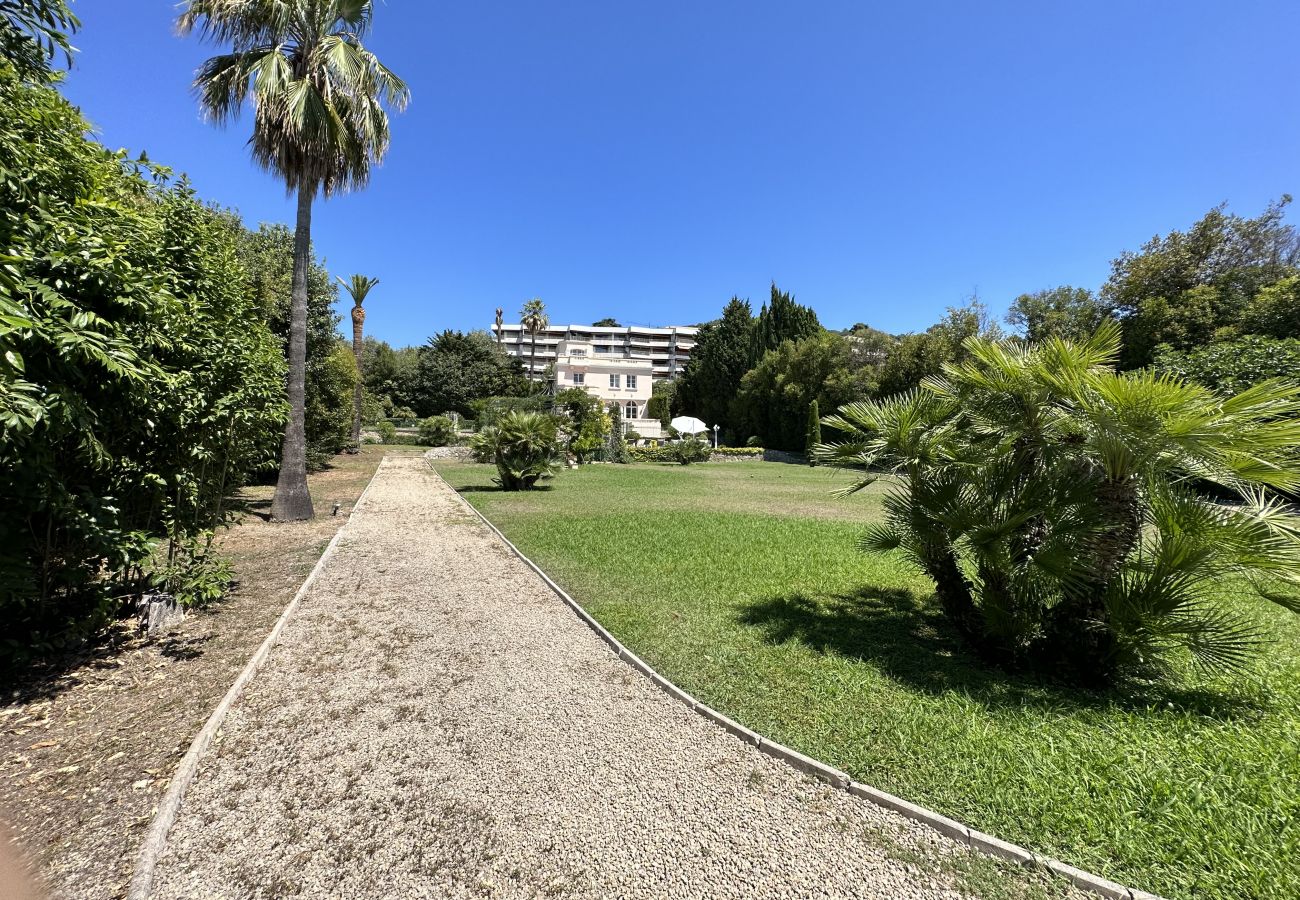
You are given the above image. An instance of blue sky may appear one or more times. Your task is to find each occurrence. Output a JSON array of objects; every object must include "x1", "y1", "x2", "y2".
[{"x1": 60, "y1": 1, "x2": 1298, "y2": 347}]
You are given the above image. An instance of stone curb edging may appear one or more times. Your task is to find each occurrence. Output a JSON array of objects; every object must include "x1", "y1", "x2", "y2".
[
  {"x1": 126, "y1": 462, "x2": 387, "y2": 900},
  {"x1": 429, "y1": 462, "x2": 1165, "y2": 900}
]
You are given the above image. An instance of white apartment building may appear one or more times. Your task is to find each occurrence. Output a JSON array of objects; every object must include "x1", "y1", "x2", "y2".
[{"x1": 492, "y1": 322, "x2": 698, "y2": 440}]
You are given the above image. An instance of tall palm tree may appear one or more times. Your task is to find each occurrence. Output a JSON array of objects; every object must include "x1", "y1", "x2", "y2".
[
  {"x1": 179, "y1": 0, "x2": 408, "y2": 521},
  {"x1": 338, "y1": 274, "x2": 379, "y2": 447},
  {"x1": 520, "y1": 297, "x2": 547, "y2": 390}
]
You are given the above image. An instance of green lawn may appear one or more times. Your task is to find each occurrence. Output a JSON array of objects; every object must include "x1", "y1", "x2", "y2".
[{"x1": 434, "y1": 460, "x2": 1300, "y2": 900}]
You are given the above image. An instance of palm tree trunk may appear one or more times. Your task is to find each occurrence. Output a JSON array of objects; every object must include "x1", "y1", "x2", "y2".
[
  {"x1": 351, "y1": 307, "x2": 364, "y2": 447},
  {"x1": 530, "y1": 331, "x2": 538, "y2": 390},
  {"x1": 271, "y1": 181, "x2": 317, "y2": 522}
]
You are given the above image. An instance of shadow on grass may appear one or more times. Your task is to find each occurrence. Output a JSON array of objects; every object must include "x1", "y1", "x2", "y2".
[
  {"x1": 456, "y1": 484, "x2": 554, "y2": 494},
  {"x1": 738, "y1": 586, "x2": 1265, "y2": 719}
]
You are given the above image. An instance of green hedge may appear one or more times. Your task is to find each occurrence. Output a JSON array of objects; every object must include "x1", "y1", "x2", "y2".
[
  {"x1": 627, "y1": 442, "x2": 760, "y2": 463},
  {"x1": 628, "y1": 446, "x2": 680, "y2": 463}
]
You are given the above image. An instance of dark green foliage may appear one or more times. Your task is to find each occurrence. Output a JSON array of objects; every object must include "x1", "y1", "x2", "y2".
[
  {"x1": 1238, "y1": 274, "x2": 1300, "y2": 339},
  {"x1": 673, "y1": 297, "x2": 754, "y2": 433},
  {"x1": 607, "y1": 402, "x2": 630, "y2": 464},
  {"x1": 1103, "y1": 198, "x2": 1300, "y2": 368},
  {"x1": 819, "y1": 324, "x2": 1300, "y2": 685},
  {"x1": 671, "y1": 436, "x2": 711, "y2": 465},
  {"x1": 304, "y1": 341, "x2": 359, "y2": 466},
  {"x1": 554, "y1": 387, "x2": 610, "y2": 463},
  {"x1": 645, "y1": 377, "x2": 675, "y2": 427},
  {"x1": 412, "y1": 329, "x2": 527, "y2": 417},
  {"x1": 360, "y1": 336, "x2": 419, "y2": 414},
  {"x1": 592, "y1": 317, "x2": 620, "y2": 327},
  {"x1": 471, "y1": 411, "x2": 561, "y2": 490},
  {"x1": 875, "y1": 300, "x2": 997, "y2": 397},
  {"x1": 1005, "y1": 286, "x2": 1110, "y2": 343},
  {"x1": 417, "y1": 415, "x2": 455, "y2": 447},
  {"x1": 376, "y1": 420, "x2": 398, "y2": 443},
  {"x1": 0, "y1": 65, "x2": 287, "y2": 659},
  {"x1": 732, "y1": 333, "x2": 871, "y2": 451},
  {"x1": 805, "y1": 399, "x2": 820, "y2": 465},
  {"x1": 237, "y1": 222, "x2": 350, "y2": 459},
  {"x1": 750, "y1": 282, "x2": 821, "y2": 365},
  {"x1": 1154, "y1": 335, "x2": 1300, "y2": 395}
]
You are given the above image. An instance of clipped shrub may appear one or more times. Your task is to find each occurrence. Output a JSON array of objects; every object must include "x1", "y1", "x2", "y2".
[
  {"x1": 628, "y1": 445, "x2": 677, "y2": 463},
  {"x1": 377, "y1": 421, "x2": 398, "y2": 443},
  {"x1": 417, "y1": 415, "x2": 455, "y2": 447},
  {"x1": 714, "y1": 446, "x2": 763, "y2": 456}
]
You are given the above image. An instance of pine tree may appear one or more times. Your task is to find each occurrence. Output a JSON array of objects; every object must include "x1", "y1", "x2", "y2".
[{"x1": 805, "y1": 398, "x2": 821, "y2": 466}]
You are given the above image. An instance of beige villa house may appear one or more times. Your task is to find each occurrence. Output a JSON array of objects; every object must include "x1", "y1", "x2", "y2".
[{"x1": 492, "y1": 322, "x2": 698, "y2": 440}]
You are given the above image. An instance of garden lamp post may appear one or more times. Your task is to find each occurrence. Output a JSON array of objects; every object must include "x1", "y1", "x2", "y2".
[{"x1": 713, "y1": 424, "x2": 719, "y2": 449}]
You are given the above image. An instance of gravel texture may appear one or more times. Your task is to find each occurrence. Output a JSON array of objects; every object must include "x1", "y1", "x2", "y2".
[{"x1": 147, "y1": 456, "x2": 993, "y2": 899}]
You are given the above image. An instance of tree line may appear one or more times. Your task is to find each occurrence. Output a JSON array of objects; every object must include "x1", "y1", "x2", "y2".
[{"x1": 671, "y1": 198, "x2": 1300, "y2": 452}]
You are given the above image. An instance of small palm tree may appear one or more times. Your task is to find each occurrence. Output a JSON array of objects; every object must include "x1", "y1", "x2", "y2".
[
  {"x1": 338, "y1": 274, "x2": 379, "y2": 446},
  {"x1": 818, "y1": 323, "x2": 1300, "y2": 684},
  {"x1": 179, "y1": 0, "x2": 409, "y2": 521},
  {"x1": 471, "y1": 411, "x2": 561, "y2": 490},
  {"x1": 520, "y1": 297, "x2": 548, "y2": 388}
]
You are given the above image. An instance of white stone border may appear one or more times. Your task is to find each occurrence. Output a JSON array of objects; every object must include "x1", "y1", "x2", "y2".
[
  {"x1": 126, "y1": 461, "x2": 387, "y2": 900},
  {"x1": 431, "y1": 462, "x2": 1165, "y2": 900}
]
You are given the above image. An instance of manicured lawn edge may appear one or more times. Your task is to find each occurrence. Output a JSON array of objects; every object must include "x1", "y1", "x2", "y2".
[
  {"x1": 125, "y1": 459, "x2": 389, "y2": 900},
  {"x1": 430, "y1": 460, "x2": 1165, "y2": 900}
]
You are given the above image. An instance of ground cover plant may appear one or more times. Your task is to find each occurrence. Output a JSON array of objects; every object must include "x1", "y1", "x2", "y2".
[{"x1": 434, "y1": 459, "x2": 1300, "y2": 900}]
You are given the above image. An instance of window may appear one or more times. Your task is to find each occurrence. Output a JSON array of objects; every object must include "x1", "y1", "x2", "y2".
[
  {"x1": 625, "y1": 401, "x2": 639, "y2": 420},
  {"x1": 595, "y1": 345, "x2": 612, "y2": 354},
  {"x1": 609, "y1": 374, "x2": 620, "y2": 389},
  {"x1": 572, "y1": 372, "x2": 585, "y2": 385},
  {"x1": 626, "y1": 375, "x2": 638, "y2": 390},
  {"x1": 570, "y1": 348, "x2": 586, "y2": 357}
]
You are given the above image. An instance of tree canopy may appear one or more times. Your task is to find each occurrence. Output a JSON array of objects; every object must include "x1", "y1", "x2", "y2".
[{"x1": 412, "y1": 330, "x2": 527, "y2": 417}]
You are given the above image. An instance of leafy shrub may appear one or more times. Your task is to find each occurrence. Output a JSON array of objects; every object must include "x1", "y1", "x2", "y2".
[
  {"x1": 146, "y1": 533, "x2": 234, "y2": 609},
  {"x1": 819, "y1": 323, "x2": 1300, "y2": 685},
  {"x1": 554, "y1": 387, "x2": 610, "y2": 463},
  {"x1": 607, "y1": 404, "x2": 630, "y2": 464},
  {"x1": 745, "y1": 435, "x2": 763, "y2": 447},
  {"x1": 628, "y1": 445, "x2": 676, "y2": 463},
  {"x1": 671, "y1": 437, "x2": 712, "y2": 465},
  {"x1": 1154, "y1": 335, "x2": 1300, "y2": 396},
  {"x1": 417, "y1": 415, "x2": 455, "y2": 447},
  {"x1": 0, "y1": 63, "x2": 286, "y2": 661},
  {"x1": 471, "y1": 411, "x2": 561, "y2": 490},
  {"x1": 376, "y1": 420, "x2": 398, "y2": 443},
  {"x1": 714, "y1": 446, "x2": 763, "y2": 456}
]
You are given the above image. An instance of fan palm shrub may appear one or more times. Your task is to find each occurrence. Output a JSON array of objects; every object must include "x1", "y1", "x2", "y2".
[
  {"x1": 471, "y1": 411, "x2": 561, "y2": 490},
  {"x1": 817, "y1": 322, "x2": 1300, "y2": 685}
]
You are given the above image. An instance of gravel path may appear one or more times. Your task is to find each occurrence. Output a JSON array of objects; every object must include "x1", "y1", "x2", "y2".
[{"x1": 147, "y1": 456, "x2": 996, "y2": 900}]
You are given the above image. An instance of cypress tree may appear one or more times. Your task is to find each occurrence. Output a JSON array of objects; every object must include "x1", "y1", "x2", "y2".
[
  {"x1": 751, "y1": 282, "x2": 821, "y2": 365},
  {"x1": 805, "y1": 398, "x2": 821, "y2": 465}
]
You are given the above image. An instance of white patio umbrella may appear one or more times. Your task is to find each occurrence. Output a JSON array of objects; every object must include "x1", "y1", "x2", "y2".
[{"x1": 669, "y1": 415, "x2": 709, "y2": 435}]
